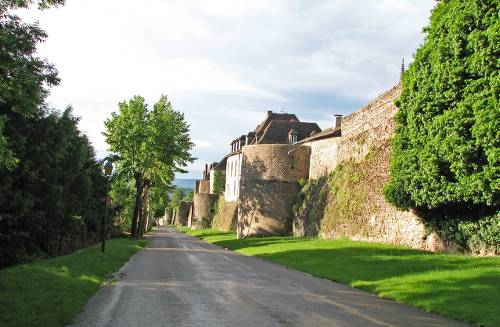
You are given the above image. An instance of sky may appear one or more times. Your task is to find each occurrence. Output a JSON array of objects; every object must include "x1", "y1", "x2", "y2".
[{"x1": 18, "y1": 0, "x2": 435, "y2": 179}]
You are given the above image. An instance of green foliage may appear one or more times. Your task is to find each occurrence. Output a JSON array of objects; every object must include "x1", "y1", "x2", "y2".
[
  {"x1": 0, "y1": 2, "x2": 61, "y2": 167},
  {"x1": 168, "y1": 188, "x2": 185, "y2": 211},
  {"x1": 420, "y1": 210, "x2": 499, "y2": 254},
  {"x1": 109, "y1": 172, "x2": 136, "y2": 232},
  {"x1": 385, "y1": 0, "x2": 499, "y2": 210},
  {"x1": 104, "y1": 95, "x2": 195, "y2": 237},
  {"x1": 293, "y1": 176, "x2": 329, "y2": 236},
  {"x1": 297, "y1": 178, "x2": 307, "y2": 188},
  {"x1": 0, "y1": 0, "x2": 65, "y2": 10},
  {"x1": 212, "y1": 170, "x2": 225, "y2": 194},
  {"x1": 0, "y1": 108, "x2": 109, "y2": 267},
  {"x1": 0, "y1": 238, "x2": 146, "y2": 327},
  {"x1": 184, "y1": 228, "x2": 500, "y2": 327},
  {"x1": 183, "y1": 191, "x2": 194, "y2": 202}
]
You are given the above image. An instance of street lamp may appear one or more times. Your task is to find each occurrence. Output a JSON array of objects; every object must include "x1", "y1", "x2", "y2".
[{"x1": 102, "y1": 160, "x2": 113, "y2": 252}]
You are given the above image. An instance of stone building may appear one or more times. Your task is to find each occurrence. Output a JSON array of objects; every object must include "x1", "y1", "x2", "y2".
[
  {"x1": 221, "y1": 111, "x2": 321, "y2": 237},
  {"x1": 189, "y1": 163, "x2": 220, "y2": 229},
  {"x1": 186, "y1": 81, "x2": 459, "y2": 252}
]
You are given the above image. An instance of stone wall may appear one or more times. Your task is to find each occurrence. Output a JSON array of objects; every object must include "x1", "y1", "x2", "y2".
[
  {"x1": 239, "y1": 179, "x2": 300, "y2": 238},
  {"x1": 238, "y1": 144, "x2": 310, "y2": 238},
  {"x1": 336, "y1": 84, "x2": 400, "y2": 163},
  {"x1": 297, "y1": 84, "x2": 452, "y2": 252},
  {"x1": 212, "y1": 195, "x2": 238, "y2": 231},
  {"x1": 241, "y1": 144, "x2": 310, "y2": 182},
  {"x1": 197, "y1": 180, "x2": 210, "y2": 194},
  {"x1": 190, "y1": 193, "x2": 218, "y2": 230},
  {"x1": 177, "y1": 201, "x2": 193, "y2": 226},
  {"x1": 307, "y1": 138, "x2": 341, "y2": 179}
]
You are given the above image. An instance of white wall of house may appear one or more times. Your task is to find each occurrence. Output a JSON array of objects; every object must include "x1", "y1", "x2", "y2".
[{"x1": 224, "y1": 154, "x2": 242, "y2": 202}]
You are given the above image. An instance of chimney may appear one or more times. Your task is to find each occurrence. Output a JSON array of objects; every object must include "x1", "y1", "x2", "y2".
[
  {"x1": 267, "y1": 110, "x2": 272, "y2": 116},
  {"x1": 334, "y1": 114, "x2": 342, "y2": 129},
  {"x1": 401, "y1": 57, "x2": 405, "y2": 80}
]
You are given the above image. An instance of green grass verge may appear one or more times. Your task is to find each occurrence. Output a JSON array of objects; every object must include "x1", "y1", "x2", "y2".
[
  {"x1": 0, "y1": 238, "x2": 147, "y2": 327},
  {"x1": 181, "y1": 228, "x2": 500, "y2": 327}
]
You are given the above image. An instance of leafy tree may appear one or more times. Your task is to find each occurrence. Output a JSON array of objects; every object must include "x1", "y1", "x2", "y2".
[
  {"x1": 169, "y1": 188, "x2": 185, "y2": 212},
  {"x1": 0, "y1": 0, "x2": 62, "y2": 168},
  {"x1": 109, "y1": 171, "x2": 136, "y2": 232},
  {"x1": 183, "y1": 191, "x2": 194, "y2": 202},
  {"x1": 0, "y1": 107, "x2": 108, "y2": 267},
  {"x1": 385, "y1": 0, "x2": 499, "y2": 211},
  {"x1": 104, "y1": 96, "x2": 194, "y2": 238}
]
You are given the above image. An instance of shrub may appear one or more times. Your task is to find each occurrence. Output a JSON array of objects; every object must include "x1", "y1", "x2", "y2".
[{"x1": 385, "y1": 0, "x2": 499, "y2": 210}]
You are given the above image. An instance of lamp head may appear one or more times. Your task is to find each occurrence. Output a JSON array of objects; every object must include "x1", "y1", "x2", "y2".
[{"x1": 104, "y1": 161, "x2": 113, "y2": 176}]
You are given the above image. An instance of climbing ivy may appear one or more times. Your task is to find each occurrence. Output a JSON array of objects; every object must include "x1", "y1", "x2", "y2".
[{"x1": 385, "y1": 0, "x2": 499, "y2": 210}]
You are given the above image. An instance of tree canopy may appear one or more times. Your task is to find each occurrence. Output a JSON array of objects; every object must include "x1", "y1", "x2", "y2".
[
  {"x1": 0, "y1": 0, "x2": 61, "y2": 168},
  {"x1": 104, "y1": 95, "x2": 194, "y2": 238},
  {"x1": 0, "y1": 108, "x2": 108, "y2": 267},
  {"x1": 385, "y1": 0, "x2": 499, "y2": 211}
]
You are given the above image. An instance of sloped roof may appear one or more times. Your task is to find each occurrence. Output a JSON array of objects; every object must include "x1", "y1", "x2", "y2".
[
  {"x1": 297, "y1": 126, "x2": 341, "y2": 144},
  {"x1": 253, "y1": 112, "x2": 299, "y2": 135},
  {"x1": 258, "y1": 120, "x2": 321, "y2": 144}
]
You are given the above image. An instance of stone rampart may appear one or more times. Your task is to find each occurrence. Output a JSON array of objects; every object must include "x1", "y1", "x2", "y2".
[
  {"x1": 190, "y1": 193, "x2": 218, "y2": 230},
  {"x1": 241, "y1": 144, "x2": 310, "y2": 182},
  {"x1": 212, "y1": 195, "x2": 238, "y2": 231},
  {"x1": 237, "y1": 144, "x2": 309, "y2": 238},
  {"x1": 298, "y1": 83, "x2": 452, "y2": 252},
  {"x1": 177, "y1": 201, "x2": 193, "y2": 226},
  {"x1": 197, "y1": 180, "x2": 210, "y2": 194},
  {"x1": 336, "y1": 84, "x2": 401, "y2": 163}
]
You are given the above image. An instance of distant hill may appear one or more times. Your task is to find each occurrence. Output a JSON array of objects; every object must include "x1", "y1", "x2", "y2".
[{"x1": 173, "y1": 178, "x2": 196, "y2": 191}]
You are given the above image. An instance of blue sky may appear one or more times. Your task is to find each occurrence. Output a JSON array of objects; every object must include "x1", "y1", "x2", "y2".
[{"x1": 19, "y1": 0, "x2": 435, "y2": 178}]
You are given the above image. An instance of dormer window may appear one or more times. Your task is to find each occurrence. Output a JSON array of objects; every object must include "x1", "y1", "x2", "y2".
[{"x1": 288, "y1": 129, "x2": 298, "y2": 144}]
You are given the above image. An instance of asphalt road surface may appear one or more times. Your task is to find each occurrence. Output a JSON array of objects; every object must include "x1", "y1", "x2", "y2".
[{"x1": 73, "y1": 227, "x2": 467, "y2": 327}]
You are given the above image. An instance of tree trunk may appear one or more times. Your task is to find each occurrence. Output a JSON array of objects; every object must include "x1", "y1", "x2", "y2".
[
  {"x1": 138, "y1": 179, "x2": 151, "y2": 238},
  {"x1": 131, "y1": 172, "x2": 143, "y2": 239}
]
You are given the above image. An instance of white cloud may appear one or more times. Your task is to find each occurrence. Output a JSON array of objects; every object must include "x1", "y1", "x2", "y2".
[
  {"x1": 17, "y1": 0, "x2": 435, "y2": 178},
  {"x1": 193, "y1": 139, "x2": 213, "y2": 149}
]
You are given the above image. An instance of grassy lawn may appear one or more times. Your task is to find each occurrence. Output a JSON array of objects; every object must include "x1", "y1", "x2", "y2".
[
  {"x1": 0, "y1": 238, "x2": 147, "y2": 327},
  {"x1": 181, "y1": 228, "x2": 500, "y2": 327}
]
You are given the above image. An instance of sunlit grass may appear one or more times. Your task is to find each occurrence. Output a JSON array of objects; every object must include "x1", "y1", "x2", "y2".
[
  {"x1": 183, "y1": 228, "x2": 500, "y2": 327},
  {"x1": 0, "y1": 238, "x2": 147, "y2": 327}
]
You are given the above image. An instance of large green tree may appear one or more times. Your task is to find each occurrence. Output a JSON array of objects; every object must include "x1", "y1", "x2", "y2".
[
  {"x1": 0, "y1": 107, "x2": 108, "y2": 267},
  {"x1": 385, "y1": 0, "x2": 499, "y2": 211},
  {"x1": 104, "y1": 96, "x2": 194, "y2": 238},
  {"x1": 0, "y1": 0, "x2": 63, "y2": 168}
]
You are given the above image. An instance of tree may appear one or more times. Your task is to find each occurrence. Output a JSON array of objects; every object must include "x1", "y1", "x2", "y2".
[
  {"x1": 104, "y1": 96, "x2": 194, "y2": 238},
  {"x1": 0, "y1": 107, "x2": 108, "y2": 267},
  {"x1": 169, "y1": 188, "x2": 185, "y2": 212},
  {"x1": 0, "y1": 0, "x2": 63, "y2": 168},
  {"x1": 385, "y1": 0, "x2": 499, "y2": 211}
]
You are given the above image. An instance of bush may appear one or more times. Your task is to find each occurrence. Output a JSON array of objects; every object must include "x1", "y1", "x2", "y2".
[{"x1": 385, "y1": 0, "x2": 499, "y2": 210}]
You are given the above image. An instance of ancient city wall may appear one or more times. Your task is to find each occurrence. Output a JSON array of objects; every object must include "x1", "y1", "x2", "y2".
[
  {"x1": 238, "y1": 144, "x2": 310, "y2": 238},
  {"x1": 296, "y1": 83, "x2": 452, "y2": 251},
  {"x1": 176, "y1": 201, "x2": 193, "y2": 226},
  {"x1": 307, "y1": 138, "x2": 341, "y2": 179},
  {"x1": 212, "y1": 195, "x2": 238, "y2": 231},
  {"x1": 190, "y1": 193, "x2": 218, "y2": 230},
  {"x1": 197, "y1": 180, "x2": 210, "y2": 194},
  {"x1": 336, "y1": 84, "x2": 401, "y2": 162}
]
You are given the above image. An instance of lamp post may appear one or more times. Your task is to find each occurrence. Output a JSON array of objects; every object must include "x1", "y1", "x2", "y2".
[{"x1": 102, "y1": 160, "x2": 113, "y2": 253}]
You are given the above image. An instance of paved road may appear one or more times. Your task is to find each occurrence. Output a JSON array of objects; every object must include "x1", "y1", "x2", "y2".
[{"x1": 73, "y1": 227, "x2": 467, "y2": 327}]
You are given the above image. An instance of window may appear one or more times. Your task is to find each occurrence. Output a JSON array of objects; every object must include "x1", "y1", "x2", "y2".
[{"x1": 289, "y1": 134, "x2": 297, "y2": 144}]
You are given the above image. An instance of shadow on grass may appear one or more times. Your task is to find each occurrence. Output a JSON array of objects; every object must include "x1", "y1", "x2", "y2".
[
  {"x1": 0, "y1": 239, "x2": 146, "y2": 327},
  {"x1": 214, "y1": 238, "x2": 500, "y2": 326}
]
